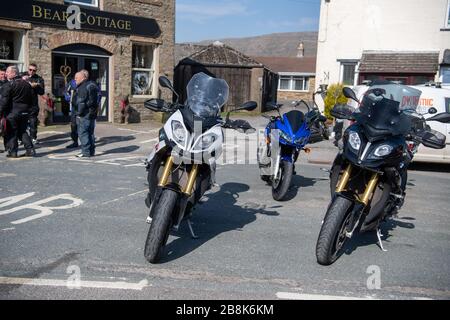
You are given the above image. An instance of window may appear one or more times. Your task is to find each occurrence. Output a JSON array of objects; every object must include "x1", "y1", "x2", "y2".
[
  {"x1": 278, "y1": 75, "x2": 309, "y2": 91},
  {"x1": 132, "y1": 44, "x2": 157, "y2": 97},
  {"x1": 342, "y1": 63, "x2": 356, "y2": 86},
  {"x1": 64, "y1": 0, "x2": 99, "y2": 8},
  {"x1": 441, "y1": 66, "x2": 450, "y2": 83},
  {"x1": 0, "y1": 29, "x2": 25, "y2": 72},
  {"x1": 446, "y1": 0, "x2": 450, "y2": 28}
]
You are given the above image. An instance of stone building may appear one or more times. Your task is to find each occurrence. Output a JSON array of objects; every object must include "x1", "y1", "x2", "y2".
[
  {"x1": 254, "y1": 56, "x2": 316, "y2": 102},
  {"x1": 0, "y1": 0, "x2": 175, "y2": 123}
]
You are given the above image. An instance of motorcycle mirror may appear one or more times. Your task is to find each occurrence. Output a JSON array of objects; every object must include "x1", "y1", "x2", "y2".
[
  {"x1": 236, "y1": 101, "x2": 258, "y2": 112},
  {"x1": 265, "y1": 101, "x2": 278, "y2": 111},
  {"x1": 428, "y1": 107, "x2": 438, "y2": 114},
  {"x1": 158, "y1": 76, "x2": 179, "y2": 102},
  {"x1": 144, "y1": 98, "x2": 166, "y2": 112},
  {"x1": 330, "y1": 104, "x2": 355, "y2": 120},
  {"x1": 427, "y1": 112, "x2": 450, "y2": 124},
  {"x1": 343, "y1": 87, "x2": 359, "y2": 103}
]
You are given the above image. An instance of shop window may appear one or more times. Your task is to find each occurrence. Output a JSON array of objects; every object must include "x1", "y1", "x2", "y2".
[
  {"x1": 0, "y1": 29, "x2": 25, "y2": 71},
  {"x1": 64, "y1": 0, "x2": 99, "y2": 8},
  {"x1": 132, "y1": 44, "x2": 157, "y2": 97},
  {"x1": 278, "y1": 75, "x2": 309, "y2": 92}
]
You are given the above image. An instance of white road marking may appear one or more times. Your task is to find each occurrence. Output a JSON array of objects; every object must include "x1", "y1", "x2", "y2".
[
  {"x1": 102, "y1": 190, "x2": 147, "y2": 205},
  {"x1": 276, "y1": 292, "x2": 375, "y2": 300},
  {"x1": 140, "y1": 138, "x2": 158, "y2": 144},
  {"x1": 0, "y1": 277, "x2": 150, "y2": 291},
  {"x1": 117, "y1": 128, "x2": 157, "y2": 135},
  {"x1": 0, "y1": 173, "x2": 17, "y2": 178},
  {"x1": 0, "y1": 193, "x2": 84, "y2": 225},
  {"x1": 1, "y1": 227, "x2": 15, "y2": 231},
  {"x1": 37, "y1": 131, "x2": 65, "y2": 135}
]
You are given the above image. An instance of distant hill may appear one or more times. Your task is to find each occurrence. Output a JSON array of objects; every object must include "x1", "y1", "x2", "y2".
[{"x1": 175, "y1": 32, "x2": 318, "y2": 63}]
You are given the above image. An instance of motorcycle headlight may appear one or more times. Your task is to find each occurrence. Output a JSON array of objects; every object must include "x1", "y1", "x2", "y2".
[
  {"x1": 171, "y1": 121, "x2": 186, "y2": 145},
  {"x1": 348, "y1": 131, "x2": 361, "y2": 151},
  {"x1": 279, "y1": 131, "x2": 291, "y2": 143},
  {"x1": 294, "y1": 137, "x2": 306, "y2": 145},
  {"x1": 193, "y1": 133, "x2": 218, "y2": 151},
  {"x1": 373, "y1": 144, "x2": 393, "y2": 157}
]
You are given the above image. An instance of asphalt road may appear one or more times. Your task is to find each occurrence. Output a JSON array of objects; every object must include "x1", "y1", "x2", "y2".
[{"x1": 0, "y1": 122, "x2": 450, "y2": 300}]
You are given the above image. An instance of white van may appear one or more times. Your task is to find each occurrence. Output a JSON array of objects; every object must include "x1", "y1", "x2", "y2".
[{"x1": 409, "y1": 85, "x2": 450, "y2": 164}]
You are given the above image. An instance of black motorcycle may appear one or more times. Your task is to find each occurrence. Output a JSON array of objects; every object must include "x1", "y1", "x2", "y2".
[{"x1": 316, "y1": 83, "x2": 450, "y2": 265}]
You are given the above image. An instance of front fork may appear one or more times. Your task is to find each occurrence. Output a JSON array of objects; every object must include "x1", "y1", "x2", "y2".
[
  {"x1": 151, "y1": 156, "x2": 200, "y2": 235},
  {"x1": 334, "y1": 164, "x2": 379, "y2": 237}
]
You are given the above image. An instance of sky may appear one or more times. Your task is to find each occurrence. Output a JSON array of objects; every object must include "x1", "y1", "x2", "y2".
[{"x1": 176, "y1": 0, "x2": 321, "y2": 43}]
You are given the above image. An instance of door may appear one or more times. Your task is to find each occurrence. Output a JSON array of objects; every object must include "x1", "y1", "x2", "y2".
[
  {"x1": 52, "y1": 51, "x2": 109, "y2": 123},
  {"x1": 84, "y1": 57, "x2": 109, "y2": 121}
]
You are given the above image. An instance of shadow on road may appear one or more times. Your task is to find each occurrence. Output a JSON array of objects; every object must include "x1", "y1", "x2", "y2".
[
  {"x1": 34, "y1": 134, "x2": 137, "y2": 158},
  {"x1": 282, "y1": 174, "x2": 327, "y2": 201},
  {"x1": 159, "y1": 182, "x2": 280, "y2": 263},
  {"x1": 342, "y1": 217, "x2": 416, "y2": 256}
]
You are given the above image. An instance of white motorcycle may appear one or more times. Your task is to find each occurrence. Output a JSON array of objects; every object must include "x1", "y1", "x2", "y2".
[{"x1": 143, "y1": 72, "x2": 256, "y2": 263}]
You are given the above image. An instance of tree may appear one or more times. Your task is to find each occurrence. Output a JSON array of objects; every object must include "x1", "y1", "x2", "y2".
[{"x1": 324, "y1": 83, "x2": 348, "y2": 119}]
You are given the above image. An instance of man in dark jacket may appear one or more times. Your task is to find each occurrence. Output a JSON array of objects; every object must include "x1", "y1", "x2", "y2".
[
  {"x1": 73, "y1": 70, "x2": 99, "y2": 158},
  {"x1": 0, "y1": 66, "x2": 7, "y2": 153},
  {"x1": 23, "y1": 63, "x2": 45, "y2": 144},
  {"x1": 0, "y1": 66, "x2": 35, "y2": 158}
]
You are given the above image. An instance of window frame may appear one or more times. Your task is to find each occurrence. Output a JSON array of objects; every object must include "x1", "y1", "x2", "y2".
[
  {"x1": 131, "y1": 43, "x2": 158, "y2": 99},
  {"x1": 446, "y1": 0, "x2": 450, "y2": 28},
  {"x1": 278, "y1": 75, "x2": 310, "y2": 92},
  {"x1": 0, "y1": 29, "x2": 25, "y2": 72},
  {"x1": 64, "y1": 0, "x2": 99, "y2": 8}
]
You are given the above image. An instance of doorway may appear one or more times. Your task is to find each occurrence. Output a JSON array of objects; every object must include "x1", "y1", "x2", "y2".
[{"x1": 52, "y1": 44, "x2": 110, "y2": 123}]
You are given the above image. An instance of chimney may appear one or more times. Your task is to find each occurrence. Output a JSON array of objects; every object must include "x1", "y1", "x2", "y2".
[{"x1": 297, "y1": 42, "x2": 304, "y2": 58}]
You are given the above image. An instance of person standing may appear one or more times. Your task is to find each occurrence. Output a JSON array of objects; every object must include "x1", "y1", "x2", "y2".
[
  {"x1": 0, "y1": 66, "x2": 7, "y2": 153},
  {"x1": 0, "y1": 66, "x2": 35, "y2": 158},
  {"x1": 23, "y1": 63, "x2": 45, "y2": 145},
  {"x1": 73, "y1": 70, "x2": 99, "y2": 158},
  {"x1": 65, "y1": 79, "x2": 79, "y2": 148}
]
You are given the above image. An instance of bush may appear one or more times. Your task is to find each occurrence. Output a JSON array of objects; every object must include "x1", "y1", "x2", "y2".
[{"x1": 323, "y1": 83, "x2": 348, "y2": 119}]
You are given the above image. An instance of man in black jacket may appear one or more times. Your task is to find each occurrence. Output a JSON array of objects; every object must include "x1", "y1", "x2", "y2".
[
  {"x1": 23, "y1": 63, "x2": 45, "y2": 144},
  {"x1": 73, "y1": 70, "x2": 99, "y2": 158},
  {"x1": 0, "y1": 66, "x2": 35, "y2": 158},
  {"x1": 0, "y1": 66, "x2": 7, "y2": 153}
]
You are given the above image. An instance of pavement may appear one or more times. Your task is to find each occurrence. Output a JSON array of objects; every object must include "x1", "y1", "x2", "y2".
[{"x1": 0, "y1": 116, "x2": 450, "y2": 300}]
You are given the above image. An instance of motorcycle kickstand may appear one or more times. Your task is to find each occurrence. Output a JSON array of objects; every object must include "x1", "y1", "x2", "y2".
[
  {"x1": 376, "y1": 229, "x2": 388, "y2": 252},
  {"x1": 187, "y1": 219, "x2": 199, "y2": 239}
]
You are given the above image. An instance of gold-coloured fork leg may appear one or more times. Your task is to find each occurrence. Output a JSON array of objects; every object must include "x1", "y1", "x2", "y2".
[
  {"x1": 361, "y1": 173, "x2": 379, "y2": 206},
  {"x1": 336, "y1": 164, "x2": 353, "y2": 193},
  {"x1": 158, "y1": 156, "x2": 174, "y2": 187},
  {"x1": 183, "y1": 164, "x2": 199, "y2": 196}
]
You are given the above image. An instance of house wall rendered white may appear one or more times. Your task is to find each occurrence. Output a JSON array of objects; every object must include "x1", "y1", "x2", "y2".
[{"x1": 316, "y1": 0, "x2": 450, "y2": 87}]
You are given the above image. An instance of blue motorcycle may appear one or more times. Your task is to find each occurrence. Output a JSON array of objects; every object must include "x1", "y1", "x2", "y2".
[{"x1": 258, "y1": 99, "x2": 328, "y2": 201}]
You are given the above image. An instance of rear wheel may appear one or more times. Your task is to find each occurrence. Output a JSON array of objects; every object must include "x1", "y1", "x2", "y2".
[
  {"x1": 272, "y1": 161, "x2": 293, "y2": 201},
  {"x1": 316, "y1": 196, "x2": 353, "y2": 265},
  {"x1": 144, "y1": 189, "x2": 178, "y2": 263}
]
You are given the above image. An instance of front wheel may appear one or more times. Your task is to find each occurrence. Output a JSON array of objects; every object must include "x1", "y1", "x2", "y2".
[
  {"x1": 144, "y1": 189, "x2": 178, "y2": 263},
  {"x1": 316, "y1": 196, "x2": 353, "y2": 265},
  {"x1": 272, "y1": 161, "x2": 293, "y2": 201}
]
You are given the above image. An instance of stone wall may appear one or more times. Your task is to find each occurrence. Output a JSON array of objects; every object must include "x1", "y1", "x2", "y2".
[
  {"x1": 21, "y1": 0, "x2": 175, "y2": 123},
  {"x1": 278, "y1": 77, "x2": 316, "y2": 102}
]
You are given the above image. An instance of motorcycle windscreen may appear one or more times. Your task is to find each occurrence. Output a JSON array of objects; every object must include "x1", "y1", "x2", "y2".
[
  {"x1": 186, "y1": 72, "x2": 229, "y2": 119},
  {"x1": 354, "y1": 96, "x2": 412, "y2": 137}
]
